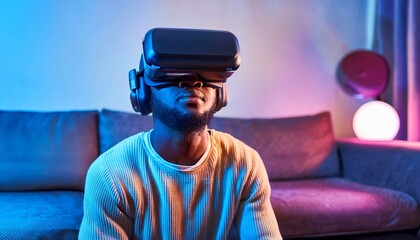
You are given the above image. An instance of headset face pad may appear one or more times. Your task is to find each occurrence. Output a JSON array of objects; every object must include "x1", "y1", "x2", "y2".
[{"x1": 143, "y1": 71, "x2": 224, "y2": 89}]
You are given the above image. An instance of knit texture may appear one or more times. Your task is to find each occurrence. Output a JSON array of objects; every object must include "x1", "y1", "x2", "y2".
[{"x1": 79, "y1": 130, "x2": 281, "y2": 239}]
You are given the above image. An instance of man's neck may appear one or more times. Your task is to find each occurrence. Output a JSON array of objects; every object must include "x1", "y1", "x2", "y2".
[{"x1": 150, "y1": 122, "x2": 209, "y2": 166}]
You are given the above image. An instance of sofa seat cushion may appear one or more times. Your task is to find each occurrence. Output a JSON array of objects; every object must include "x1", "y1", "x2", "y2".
[
  {"x1": 270, "y1": 177, "x2": 420, "y2": 238},
  {"x1": 0, "y1": 191, "x2": 83, "y2": 240}
]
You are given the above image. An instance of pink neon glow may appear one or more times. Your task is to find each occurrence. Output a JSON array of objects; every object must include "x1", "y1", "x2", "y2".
[{"x1": 353, "y1": 101, "x2": 400, "y2": 140}]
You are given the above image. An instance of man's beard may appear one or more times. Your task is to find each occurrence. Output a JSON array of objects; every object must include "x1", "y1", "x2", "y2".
[{"x1": 150, "y1": 94, "x2": 217, "y2": 133}]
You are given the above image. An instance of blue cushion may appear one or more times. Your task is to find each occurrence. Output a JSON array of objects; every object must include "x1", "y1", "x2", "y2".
[
  {"x1": 99, "y1": 109, "x2": 153, "y2": 154},
  {"x1": 0, "y1": 110, "x2": 98, "y2": 191},
  {"x1": 0, "y1": 191, "x2": 83, "y2": 239}
]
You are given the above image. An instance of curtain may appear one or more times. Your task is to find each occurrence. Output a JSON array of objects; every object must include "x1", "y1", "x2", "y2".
[{"x1": 373, "y1": 0, "x2": 420, "y2": 141}]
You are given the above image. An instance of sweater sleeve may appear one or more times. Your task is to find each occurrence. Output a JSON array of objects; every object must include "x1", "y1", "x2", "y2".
[
  {"x1": 234, "y1": 150, "x2": 283, "y2": 240},
  {"x1": 78, "y1": 158, "x2": 132, "y2": 240}
]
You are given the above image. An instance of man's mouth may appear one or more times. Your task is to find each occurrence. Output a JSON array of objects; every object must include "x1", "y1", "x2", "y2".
[{"x1": 178, "y1": 91, "x2": 205, "y2": 102}]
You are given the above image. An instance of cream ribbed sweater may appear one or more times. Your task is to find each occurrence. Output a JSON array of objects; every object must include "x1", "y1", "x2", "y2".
[{"x1": 79, "y1": 130, "x2": 282, "y2": 239}]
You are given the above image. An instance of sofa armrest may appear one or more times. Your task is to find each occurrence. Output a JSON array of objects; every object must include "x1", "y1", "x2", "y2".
[{"x1": 337, "y1": 138, "x2": 420, "y2": 204}]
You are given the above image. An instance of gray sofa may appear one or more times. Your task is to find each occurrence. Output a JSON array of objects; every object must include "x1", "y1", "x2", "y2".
[{"x1": 0, "y1": 109, "x2": 419, "y2": 239}]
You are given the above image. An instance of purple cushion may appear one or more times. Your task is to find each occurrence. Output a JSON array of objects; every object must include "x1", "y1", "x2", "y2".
[
  {"x1": 0, "y1": 110, "x2": 98, "y2": 191},
  {"x1": 270, "y1": 178, "x2": 420, "y2": 238},
  {"x1": 338, "y1": 139, "x2": 420, "y2": 206},
  {"x1": 209, "y1": 112, "x2": 340, "y2": 180},
  {"x1": 99, "y1": 109, "x2": 153, "y2": 154}
]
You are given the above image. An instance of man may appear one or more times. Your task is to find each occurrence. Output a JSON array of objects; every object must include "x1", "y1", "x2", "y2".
[{"x1": 79, "y1": 28, "x2": 282, "y2": 239}]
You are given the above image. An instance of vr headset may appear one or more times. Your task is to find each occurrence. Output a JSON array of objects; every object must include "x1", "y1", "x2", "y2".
[{"x1": 129, "y1": 28, "x2": 241, "y2": 115}]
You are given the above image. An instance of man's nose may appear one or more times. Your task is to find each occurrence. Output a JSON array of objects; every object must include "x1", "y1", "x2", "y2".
[{"x1": 178, "y1": 80, "x2": 204, "y2": 88}]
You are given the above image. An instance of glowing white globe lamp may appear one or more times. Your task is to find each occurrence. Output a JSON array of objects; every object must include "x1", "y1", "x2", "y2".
[{"x1": 353, "y1": 101, "x2": 400, "y2": 140}]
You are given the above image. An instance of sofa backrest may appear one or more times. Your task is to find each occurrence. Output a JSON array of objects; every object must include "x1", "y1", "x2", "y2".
[
  {"x1": 99, "y1": 109, "x2": 154, "y2": 154},
  {"x1": 0, "y1": 110, "x2": 98, "y2": 191},
  {"x1": 99, "y1": 109, "x2": 340, "y2": 181},
  {"x1": 209, "y1": 112, "x2": 341, "y2": 180}
]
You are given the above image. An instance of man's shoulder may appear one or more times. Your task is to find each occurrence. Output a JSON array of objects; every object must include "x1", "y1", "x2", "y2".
[
  {"x1": 85, "y1": 131, "x2": 151, "y2": 196},
  {"x1": 92, "y1": 132, "x2": 146, "y2": 170},
  {"x1": 209, "y1": 130, "x2": 266, "y2": 181}
]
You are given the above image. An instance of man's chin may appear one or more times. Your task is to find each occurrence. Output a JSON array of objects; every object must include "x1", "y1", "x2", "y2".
[
  {"x1": 151, "y1": 94, "x2": 216, "y2": 133},
  {"x1": 179, "y1": 107, "x2": 207, "y2": 118},
  {"x1": 167, "y1": 111, "x2": 213, "y2": 133}
]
